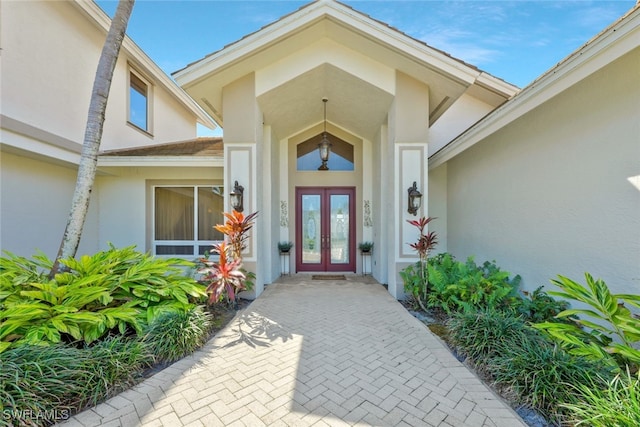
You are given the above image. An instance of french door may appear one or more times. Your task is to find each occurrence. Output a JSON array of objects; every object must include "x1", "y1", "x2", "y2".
[{"x1": 295, "y1": 187, "x2": 356, "y2": 272}]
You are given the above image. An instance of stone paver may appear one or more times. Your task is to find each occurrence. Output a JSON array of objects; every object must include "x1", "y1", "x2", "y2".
[{"x1": 59, "y1": 275, "x2": 526, "y2": 427}]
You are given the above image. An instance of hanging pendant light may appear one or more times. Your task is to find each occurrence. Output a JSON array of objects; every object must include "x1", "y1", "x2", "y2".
[{"x1": 318, "y1": 98, "x2": 332, "y2": 171}]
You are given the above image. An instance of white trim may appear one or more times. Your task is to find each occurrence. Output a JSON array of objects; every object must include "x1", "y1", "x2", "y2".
[
  {"x1": 98, "y1": 157, "x2": 224, "y2": 167},
  {"x1": 174, "y1": 0, "x2": 492, "y2": 90},
  {"x1": 72, "y1": 0, "x2": 216, "y2": 129},
  {"x1": 151, "y1": 184, "x2": 224, "y2": 257}
]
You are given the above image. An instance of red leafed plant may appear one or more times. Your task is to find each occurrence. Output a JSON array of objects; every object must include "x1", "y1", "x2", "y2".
[
  {"x1": 199, "y1": 210, "x2": 258, "y2": 304},
  {"x1": 200, "y1": 242, "x2": 245, "y2": 304},
  {"x1": 214, "y1": 211, "x2": 259, "y2": 260},
  {"x1": 407, "y1": 217, "x2": 438, "y2": 312}
]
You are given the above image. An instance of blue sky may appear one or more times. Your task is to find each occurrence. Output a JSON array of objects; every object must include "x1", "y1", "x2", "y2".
[{"x1": 97, "y1": 0, "x2": 635, "y2": 134}]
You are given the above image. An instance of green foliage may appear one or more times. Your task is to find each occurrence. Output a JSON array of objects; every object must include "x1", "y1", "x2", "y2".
[
  {"x1": 491, "y1": 339, "x2": 610, "y2": 422},
  {"x1": 143, "y1": 305, "x2": 212, "y2": 363},
  {"x1": 534, "y1": 273, "x2": 640, "y2": 371},
  {"x1": 0, "y1": 245, "x2": 207, "y2": 352},
  {"x1": 407, "y1": 253, "x2": 521, "y2": 314},
  {"x1": 0, "y1": 337, "x2": 151, "y2": 425},
  {"x1": 561, "y1": 369, "x2": 640, "y2": 427},
  {"x1": 358, "y1": 241, "x2": 373, "y2": 252},
  {"x1": 515, "y1": 286, "x2": 572, "y2": 324},
  {"x1": 278, "y1": 241, "x2": 294, "y2": 252},
  {"x1": 447, "y1": 309, "x2": 542, "y2": 364}
]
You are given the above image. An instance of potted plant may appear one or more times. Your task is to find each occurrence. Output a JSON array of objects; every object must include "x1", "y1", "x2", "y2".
[
  {"x1": 278, "y1": 241, "x2": 294, "y2": 253},
  {"x1": 358, "y1": 241, "x2": 374, "y2": 253}
]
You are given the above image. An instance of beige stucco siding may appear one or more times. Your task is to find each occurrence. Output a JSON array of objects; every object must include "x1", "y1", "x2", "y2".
[
  {"x1": 1, "y1": 0, "x2": 198, "y2": 153},
  {"x1": 446, "y1": 47, "x2": 640, "y2": 293},
  {"x1": 1, "y1": 1, "x2": 102, "y2": 145},
  {"x1": 0, "y1": 153, "x2": 99, "y2": 258},
  {"x1": 96, "y1": 167, "x2": 222, "y2": 254}
]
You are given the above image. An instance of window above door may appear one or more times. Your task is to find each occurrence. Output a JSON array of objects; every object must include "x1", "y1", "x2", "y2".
[{"x1": 296, "y1": 133, "x2": 354, "y2": 171}]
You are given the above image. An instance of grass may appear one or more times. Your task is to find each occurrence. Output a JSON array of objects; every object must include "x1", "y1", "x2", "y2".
[
  {"x1": 143, "y1": 305, "x2": 213, "y2": 363},
  {"x1": 561, "y1": 369, "x2": 640, "y2": 427},
  {"x1": 0, "y1": 337, "x2": 152, "y2": 426}
]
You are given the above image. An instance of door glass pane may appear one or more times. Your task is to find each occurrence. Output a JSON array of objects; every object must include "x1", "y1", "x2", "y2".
[
  {"x1": 330, "y1": 194, "x2": 349, "y2": 264},
  {"x1": 302, "y1": 195, "x2": 321, "y2": 264}
]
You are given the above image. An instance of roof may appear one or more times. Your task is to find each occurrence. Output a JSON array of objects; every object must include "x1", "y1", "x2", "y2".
[
  {"x1": 100, "y1": 137, "x2": 223, "y2": 157},
  {"x1": 429, "y1": 3, "x2": 640, "y2": 169},
  {"x1": 173, "y1": 0, "x2": 518, "y2": 139}
]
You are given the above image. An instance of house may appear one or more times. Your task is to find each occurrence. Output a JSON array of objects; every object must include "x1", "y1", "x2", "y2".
[
  {"x1": 0, "y1": 0, "x2": 216, "y2": 259},
  {"x1": 1, "y1": 0, "x2": 638, "y2": 299}
]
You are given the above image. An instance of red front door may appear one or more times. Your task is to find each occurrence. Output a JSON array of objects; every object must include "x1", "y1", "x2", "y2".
[{"x1": 295, "y1": 187, "x2": 356, "y2": 272}]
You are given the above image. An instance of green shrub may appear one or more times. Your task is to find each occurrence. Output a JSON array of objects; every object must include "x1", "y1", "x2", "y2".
[
  {"x1": 0, "y1": 245, "x2": 207, "y2": 352},
  {"x1": 562, "y1": 369, "x2": 640, "y2": 427},
  {"x1": 403, "y1": 253, "x2": 521, "y2": 314},
  {"x1": 515, "y1": 286, "x2": 572, "y2": 324},
  {"x1": 534, "y1": 273, "x2": 640, "y2": 372},
  {"x1": 491, "y1": 339, "x2": 611, "y2": 422},
  {"x1": 447, "y1": 309, "x2": 542, "y2": 364},
  {"x1": 0, "y1": 337, "x2": 151, "y2": 425},
  {"x1": 143, "y1": 305, "x2": 212, "y2": 363}
]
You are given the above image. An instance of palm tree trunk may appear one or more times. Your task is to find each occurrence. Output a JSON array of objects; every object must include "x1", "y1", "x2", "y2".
[{"x1": 50, "y1": 0, "x2": 135, "y2": 278}]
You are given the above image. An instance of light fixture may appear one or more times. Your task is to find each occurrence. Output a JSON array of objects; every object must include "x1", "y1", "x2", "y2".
[
  {"x1": 407, "y1": 181, "x2": 422, "y2": 216},
  {"x1": 318, "y1": 98, "x2": 332, "y2": 171},
  {"x1": 229, "y1": 180, "x2": 244, "y2": 212}
]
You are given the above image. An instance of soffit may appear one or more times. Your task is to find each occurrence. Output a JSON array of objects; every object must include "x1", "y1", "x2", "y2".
[{"x1": 257, "y1": 63, "x2": 394, "y2": 141}]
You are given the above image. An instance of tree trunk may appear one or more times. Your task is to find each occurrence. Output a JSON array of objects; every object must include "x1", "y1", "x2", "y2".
[{"x1": 50, "y1": 0, "x2": 135, "y2": 278}]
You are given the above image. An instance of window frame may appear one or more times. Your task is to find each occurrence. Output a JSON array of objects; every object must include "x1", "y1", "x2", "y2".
[
  {"x1": 127, "y1": 68, "x2": 153, "y2": 134},
  {"x1": 151, "y1": 184, "x2": 224, "y2": 258}
]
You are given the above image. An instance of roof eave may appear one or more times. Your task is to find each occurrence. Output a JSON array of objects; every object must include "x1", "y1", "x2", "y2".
[
  {"x1": 429, "y1": 4, "x2": 640, "y2": 170},
  {"x1": 97, "y1": 156, "x2": 224, "y2": 168},
  {"x1": 75, "y1": 0, "x2": 217, "y2": 129}
]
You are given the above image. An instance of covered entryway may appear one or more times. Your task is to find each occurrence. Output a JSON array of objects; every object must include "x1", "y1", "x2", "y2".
[
  {"x1": 295, "y1": 187, "x2": 356, "y2": 272},
  {"x1": 173, "y1": 0, "x2": 518, "y2": 298}
]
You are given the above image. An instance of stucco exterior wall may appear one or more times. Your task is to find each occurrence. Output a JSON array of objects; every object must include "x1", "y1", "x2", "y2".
[
  {"x1": 1, "y1": 1, "x2": 101, "y2": 145},
  {"x1": 0, "y1": 153, "x2": 99, "y2": 258},
  {"x1": 1, "y1": 0, "x2": 198, "y2": 153},
  {"x1": 96, "y1": 166, "x2": 222, "y2": 254},
  {"x1": 446, "y1": 47, "x2": 640, "y2": 294}
]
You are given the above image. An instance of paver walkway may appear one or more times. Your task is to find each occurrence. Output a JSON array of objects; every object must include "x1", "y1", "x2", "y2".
[{"x1": 60, "y1": 276, "x2": 526, "y2": 427}]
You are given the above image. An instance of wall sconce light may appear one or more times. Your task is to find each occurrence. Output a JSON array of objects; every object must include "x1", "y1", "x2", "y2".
[
  {"x1": 318, "y1": 98, "x2": 332, "y2": 171},
  {"x1": 229, "y1": 180, "x2": 244, "y2": 212},
  {"x1": 407, "y1": 181, "x2": 422, "y2": 216}
]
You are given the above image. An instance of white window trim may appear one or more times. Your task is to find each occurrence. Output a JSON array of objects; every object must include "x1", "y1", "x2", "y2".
[{"x1": 151, "y1": 184, "x2": 224, "y2": 258}]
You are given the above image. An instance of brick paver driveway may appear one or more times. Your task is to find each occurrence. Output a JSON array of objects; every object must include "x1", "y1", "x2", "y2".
[{"x1": 61, "y1": 276, "x2": 526, "y2": 427}]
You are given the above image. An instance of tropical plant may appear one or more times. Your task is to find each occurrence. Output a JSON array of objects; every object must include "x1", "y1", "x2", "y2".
[
  {"x1": 0, "y1": 245, "x2": 206, "y2": 352},
  {"x1": 200, "y1": 243, "x2": 246, "y2": 304},
  {"x1": 199, "y1": 210, "x2": 258, "y2": 304},
  {"x1": 214, "y1": 210, "x2": 259, "y2": 260},
  {"x1": 534, "y1": 273, "x2": 640, "y2": 371},
  {"x1": 515, "y1": 286, "x2": 572, "y2": 324},
  {"x1": 413, "y1": 253, "x2": 521, "y2": 314},
  {"x1": 143, "y1": 305, "x2": 212, "y2": 362},
  {"x1": 401, "y1": 217, "x2": 437, "y2": 311},
  {"x1": 561, "y1": 369, "x2": 640, "y2": 426},
  {"x1": 50, "y1": 0, "x2": 135, "y2": 277}
]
